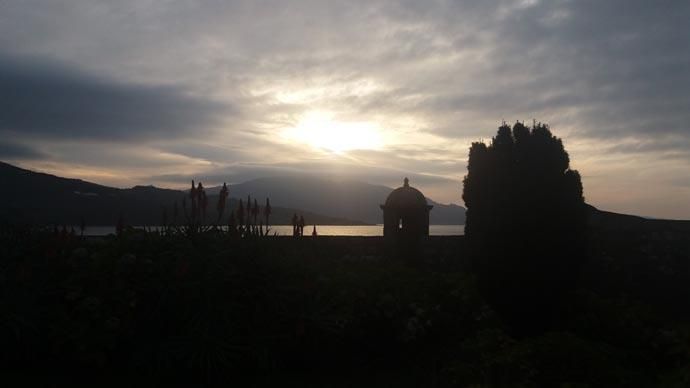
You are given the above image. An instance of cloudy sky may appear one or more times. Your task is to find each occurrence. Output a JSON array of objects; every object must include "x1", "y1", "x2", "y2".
[{"x1": 1, "y1": 0, "x2": 689, "y2": 218}]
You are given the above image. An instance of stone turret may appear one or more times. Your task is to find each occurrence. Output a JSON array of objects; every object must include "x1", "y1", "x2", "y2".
[{"x1": 380, "y1": 177, "x2": 433, "y2": 239}]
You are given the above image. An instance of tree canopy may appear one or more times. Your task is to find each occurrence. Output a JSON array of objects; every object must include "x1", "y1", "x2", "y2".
[{"x1": 463, "y1": 121, "x2": 587, "y2": 333}]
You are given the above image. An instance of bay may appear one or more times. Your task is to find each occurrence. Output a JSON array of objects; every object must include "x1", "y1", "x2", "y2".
[{"x1": 81, "y1": 224, "x2": 464, "y2": 237}]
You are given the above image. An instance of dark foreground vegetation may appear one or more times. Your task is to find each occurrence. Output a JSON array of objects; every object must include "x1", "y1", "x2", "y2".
[{"x1": 1, "y1": 224, "x2": 689, "y2": 387}]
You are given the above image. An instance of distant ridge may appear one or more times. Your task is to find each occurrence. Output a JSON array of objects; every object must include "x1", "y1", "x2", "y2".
[
  {"x1": 7, "y1": 161, "x2": 685, "y2": 230},
  {"x1": 208, "y1": 175, "x2": 466, "y2": 225},
  {"x1": 587, "y1": 204, "x2": 690, "y2": 234},
  {"x1": 0, "y1": 161, "x2": 363, "y2": 226}
]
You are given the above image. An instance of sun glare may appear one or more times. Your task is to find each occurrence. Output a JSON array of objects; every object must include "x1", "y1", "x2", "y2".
[{"x1": 283, "y1": 111, "x2": 384, "y2": 153}]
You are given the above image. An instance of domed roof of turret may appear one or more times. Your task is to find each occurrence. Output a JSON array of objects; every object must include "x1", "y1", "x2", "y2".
[{"x1": 385, "y1": 178, "x2": 428, "y2": 207}]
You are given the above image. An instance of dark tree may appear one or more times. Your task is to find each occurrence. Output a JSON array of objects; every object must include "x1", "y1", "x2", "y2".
[{"x1": 462, "y1": 121, "x2": 587, "y2": 333}]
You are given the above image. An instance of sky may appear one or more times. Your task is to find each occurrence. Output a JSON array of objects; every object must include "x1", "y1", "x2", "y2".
[{"x1": 1, "y1": 0, "x2": 689, "y2": 219}]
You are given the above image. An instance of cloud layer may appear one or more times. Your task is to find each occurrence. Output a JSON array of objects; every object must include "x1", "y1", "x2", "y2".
[
  {"x1": 0, "y1": 56, "x2": 227, "y2": 141},
  {"x1": 0, "y1": 0, "x2": 689, "y2": 218}
]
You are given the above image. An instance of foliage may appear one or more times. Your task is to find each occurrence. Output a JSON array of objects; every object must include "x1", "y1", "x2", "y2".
[
  {"x1": 462, "y1": 121, "x2": 588, "y2": 333},
  {"x1": 156, "y1": 181, "x2": 273, "y2": 239},
  {"x1": 1, "y1": 226, "x2": 689, "y2": 386}
]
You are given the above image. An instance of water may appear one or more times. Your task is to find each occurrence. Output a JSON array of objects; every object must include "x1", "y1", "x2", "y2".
[{"x1": 82, "y1": 224, "x2": 464, "y2": 237}]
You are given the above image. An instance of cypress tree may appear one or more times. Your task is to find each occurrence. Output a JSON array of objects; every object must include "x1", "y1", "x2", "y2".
[{"x1": 463, "y1": 121, "x2": 587, "y2": 333}]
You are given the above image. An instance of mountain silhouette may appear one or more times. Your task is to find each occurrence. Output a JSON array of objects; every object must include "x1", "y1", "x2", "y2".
[
  {"x1": 207, "y1": 175, "x2": 466, "y2": 225},
  {"x1": 586, "y1": 204, "x2": 690, "y2": 234},
  {"x1": 0, "y1": 161, "x2": 363, "y2": 226}
]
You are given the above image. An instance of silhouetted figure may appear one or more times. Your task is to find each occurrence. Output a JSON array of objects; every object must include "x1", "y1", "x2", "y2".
[
  {"x1": 292, "y1": 213, "x2": 299, "y2": 237},
  {"x1": 299, "y1": 215, "x2": 305, "y2": 236},
  {"x1": 311, "y1": 225, "x2": 317, "y2": 237},
  {"x1": 463, "y1": 121, "x2": 587, "y2": 334}
]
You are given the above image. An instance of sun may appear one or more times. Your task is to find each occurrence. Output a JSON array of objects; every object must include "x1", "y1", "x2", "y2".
[{"x1": 283, "y1": 111, "x2": 384, "y2": 153}]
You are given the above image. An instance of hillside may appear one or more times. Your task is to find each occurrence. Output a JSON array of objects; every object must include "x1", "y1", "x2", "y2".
[
  {"x1": 0, "y1": 162, "x2": 361, "y2": 226},
  {"x1": 587, "y1": 204, "x2": 690, "y2": 237}
]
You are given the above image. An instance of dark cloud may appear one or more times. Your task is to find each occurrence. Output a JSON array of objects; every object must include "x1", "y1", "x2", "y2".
[
  {"x1": 489, "y1": 1, "x2": 690, "y2": 140},
  {"x1": 159, "y1": 143, "x2": 251, "y2": 164},
  {"x1": 605, "y1": 137, "x2": 690, "y2": 161},
  {"x1": 0, "y1": 55, "x2": 229, "y2": 141},
  {"x1": 0, "y1": 141, "x2": 45, "y2": 159},
  {"x1": 341, "y1": 0, "x2": 690, "y2": 148},
  {"x1": 150, "y1": 161, "x2": 453, "y2": 186}
]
